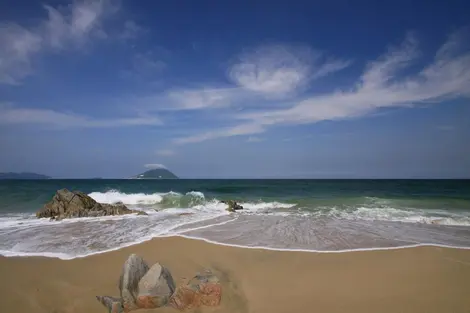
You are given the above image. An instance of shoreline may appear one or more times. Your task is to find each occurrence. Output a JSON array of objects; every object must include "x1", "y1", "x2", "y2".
[
  {"x1": 3, "y1": 232, "x2": 470, "y2": 260},
  {"x1": 1, "y1": 236, "x2": 470, "y2": 313},
  {"x1": 2, "y1": 212, "x2": 470, "y2": 260}
]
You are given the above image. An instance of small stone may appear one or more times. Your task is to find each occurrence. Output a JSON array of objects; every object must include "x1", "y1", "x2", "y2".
[{"x1": 96, "y1": 296, "x2": 124, "y2": 313}]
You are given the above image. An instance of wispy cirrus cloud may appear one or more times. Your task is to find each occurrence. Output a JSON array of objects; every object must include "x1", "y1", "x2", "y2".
[
  {"x1": 129, "y1": 86, "x2": 246, "y2": 112},
  {"x1": 0, "y1": 103, "x2": 161, "y2": 128},
  {"x1": 120, "y1": 50, "x2": 167, "y2": 80},
  {"x1": 127, "y1": 44, "x2": 347, "y2": 113},
  {"x1": 119, "y1": 20, "x2": 144, "y2": 40},
  {"x1": 173, "y1": 29, "x2": 470, "y2": 144},
  {"x1": 246, "y1": 136, "x2": 264, "y2": 143},
  {"x1": 228, "y1": 44, "x2": 350, "y2": 99},
  {"x1": 174, "y1": 123, "x2": 264, "y2": 144},
  {"x1": 133, "y1": 44, "x2": 348, "y2": 112},
  {"x1": 156, "y1": 149, "x2": 175, "y2": 156},
  {"x1": 0, "y1": 0, "x2": 121, "y2": 85},
  {"x1": 163, "y1": 87, "x2": 237, "y2": 110}
]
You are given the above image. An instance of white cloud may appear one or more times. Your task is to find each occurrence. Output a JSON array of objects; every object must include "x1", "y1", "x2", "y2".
[
  {"x1": 119, "y1": 20, "x2": 144, "y2": 40},
  {"x1": 174, "y1": 123, "x2": 264, "y2": 144},
  {"x1": 228, "y1": 44, "x2": 350, "y2": 98},
  {"x1": 176, "y1": 29, "x2": 470, "y2": 144},
  {"x1": 126, "y1": 86, "x2": 243, "y2": 112},
  {"x1": 120, "y1": 51, "x2": 166, "y2": 80},
  {"x1": 360, "y1": 32, "x2": 419, "y2": 90},
  {"x1": 132, "y1": 45, "x2": 349, "y2": 112},
  {"x1": 162, "y1": 87, "x2": 238, "y2": 110},
  {"x1": 144, "y1": 164, "x2": 166, "y2": 169},
  {"x1": 0, "y1": 24, "x2": 42, "y2": 84},
  {"x1": 0, "y1": 0, "x2": 118, "y2": 84},
  {"x1": 156, "y1": 149, "x2": 175, "y2": 156},
  {"x1": 246, "y1": 136, "x2": 264, "y2": 142},
  {"x1": 0, "y1": 104, "x2": 161, "y2": 128},
  {"x1": 133, "y1": 52, "x2": 165, "y2": 73},
  {"x1": 437, "y1": 125, "x2": 454, "y2": 131},
  {"x1": 42, "y1": 0, "x2": 110, "y2": 48}
]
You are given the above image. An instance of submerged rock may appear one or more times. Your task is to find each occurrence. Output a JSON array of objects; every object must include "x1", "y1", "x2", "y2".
[
  {"x1": 36, "y1": 188, "x2": 145, "y2": 220},
  {"x1": 221, "y1": 200, "x2": 244, "y2": 212},
  {"x1": 169, "y1": 272, "x2": 222, "y2": 310}
]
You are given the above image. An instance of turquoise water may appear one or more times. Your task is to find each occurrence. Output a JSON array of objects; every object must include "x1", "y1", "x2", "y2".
[{"x1": 1, "y1": 179, "x2": 470, "y2": 258}]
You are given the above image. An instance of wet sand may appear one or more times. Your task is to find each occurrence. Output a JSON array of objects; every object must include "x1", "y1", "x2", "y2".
[{"x1": 1, "y1": 236, "x2": 470, "y2": 313}]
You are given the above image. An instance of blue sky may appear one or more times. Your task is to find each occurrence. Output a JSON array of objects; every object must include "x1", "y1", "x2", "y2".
[{"x1": 0, "y1": 0, "x2": 469, "y2": 178}]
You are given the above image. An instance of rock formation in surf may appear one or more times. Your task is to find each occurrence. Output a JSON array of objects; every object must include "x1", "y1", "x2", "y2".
[
  {"x1": 221, "y1": 200, "x2": 244, "y2": 212},
  {"x1": 96, "y1": 254, "x2": 222, "y2": 312},
  {"x1": 36, "y1": 188, "x2": 147, "y2": 220}
]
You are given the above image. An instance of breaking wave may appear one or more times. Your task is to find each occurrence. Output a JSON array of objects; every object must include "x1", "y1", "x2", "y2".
[
  {"x1": 1, "y1": 190, "x2": 470, "y2": 259},
  {"x1": 87, "y1": 189, "x2": 295, "y2": 211}
]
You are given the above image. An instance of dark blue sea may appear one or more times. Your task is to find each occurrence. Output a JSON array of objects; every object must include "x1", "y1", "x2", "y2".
[{"x1": 1, "y1": 179, "x2": 470, "y2": 259}]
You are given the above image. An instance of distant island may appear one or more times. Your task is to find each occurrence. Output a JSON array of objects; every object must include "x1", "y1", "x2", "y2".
[
  {"x1": 0, "y1": 172, "x2": 51, "y2": 179},
  {"x1": 131, "y1": 168, "x2": 178, "y2": 179}
]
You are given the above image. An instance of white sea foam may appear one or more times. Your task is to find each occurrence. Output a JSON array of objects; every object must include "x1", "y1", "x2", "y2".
[
  {"x1": 240, "y1": 201, "x2": 296, "y2": 212},
  {"x1": 1, "y1": 189, "x2": 470, "y2": 259},
  {"x1": 88, "y1": 190, "x2": 165, "y2": 205},
  {"x1": 2, "y1": 234, "x2": 470, "y2": 260},
  {"x1": 330, "y1": 206, "x2": 470, "y2": 226}
]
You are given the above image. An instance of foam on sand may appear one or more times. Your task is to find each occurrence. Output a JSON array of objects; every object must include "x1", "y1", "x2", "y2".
[{"x1": 1, "y1": 189, "x2": 470, "y2": 260}]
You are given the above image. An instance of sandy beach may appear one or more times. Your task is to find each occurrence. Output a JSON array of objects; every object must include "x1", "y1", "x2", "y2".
[{"x1": 1, "y1": 237, "x2": 470, "y2": 313}]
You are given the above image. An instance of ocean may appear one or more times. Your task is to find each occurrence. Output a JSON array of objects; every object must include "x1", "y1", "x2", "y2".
[{"x1": 1, "y1": 179, "x2": 470, "y2": 259}]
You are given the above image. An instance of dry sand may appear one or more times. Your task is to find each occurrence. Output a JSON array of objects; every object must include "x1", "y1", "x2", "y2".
[{"x1": 1, "y1": 236, "x2": 470, "y2": 313}]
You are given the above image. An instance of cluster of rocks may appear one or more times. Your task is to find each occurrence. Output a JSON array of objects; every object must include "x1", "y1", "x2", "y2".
[
  {"x1": 36, "y1": 188, "x2": 147, "y2": 221},
  {"x1": 221, "y1": 200, "x2": 244, "y2": 212},
  {"x1": 96, "y1": 254, "x2": 222, "y2": 312}
]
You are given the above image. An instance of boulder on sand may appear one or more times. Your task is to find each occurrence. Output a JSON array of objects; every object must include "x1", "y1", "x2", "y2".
[
  {"x1": 119, "y1": 254, "x2": 150, "y2": 311},
  {"x1": 135, "y1": 262, "x2": 176, "y2": 308},
  {"x1": 35, "y1": 188, "x2": 146, "y2": 220},
  {"x1": 97, "y1": 254, "x2": 177, "y2": 312},
  {"x1": 169, "y1": 271, "x2": 222, "y2": 310}
]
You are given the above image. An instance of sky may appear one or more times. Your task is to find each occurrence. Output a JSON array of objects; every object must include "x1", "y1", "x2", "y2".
[{"x1": 0, "y1": 0, "x2": 469, "y2": 179}]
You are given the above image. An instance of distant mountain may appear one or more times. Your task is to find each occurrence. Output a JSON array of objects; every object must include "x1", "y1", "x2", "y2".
[
  {"x1": 131, "y1": 168, "x2": 178, "y2": 179},
  {"x1": 0, "y1": 172, "x2": 51, "y2": 179}
]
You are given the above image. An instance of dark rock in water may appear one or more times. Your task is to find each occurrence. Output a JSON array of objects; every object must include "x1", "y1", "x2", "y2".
[
  {"x1": 169, "y1": 272, "x2": 222, "y2": 310},
  {"x1": 35, "y1": 188, "x2": 143, "y2": 220},
  {"x1": 135, "y1": 263, "x2": 176, "y2": 309},
  {"x1": 96, "y1": 295, "x2": 124, "y2": 313},
  {"x1": 221, "y1": 200, "x2": 244, "y2": 212},
  {"x1": 119, "y1": 254, "x2": 150, "y2": 312}
]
